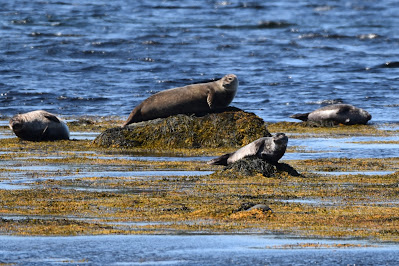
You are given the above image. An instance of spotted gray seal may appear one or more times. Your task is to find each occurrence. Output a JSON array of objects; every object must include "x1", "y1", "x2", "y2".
[
  {"x1": 9, "y1": 110, "x2": 70, "y2": 141},
  {"x1": 123, "y1": 74, "x2": 238, "y2": 126},
  {"x1": 207, "y1": 133, "x2": 288, "y2": 166},
  {"x1": 290, "y1": 104, "x2": 371, "y2": 125}
]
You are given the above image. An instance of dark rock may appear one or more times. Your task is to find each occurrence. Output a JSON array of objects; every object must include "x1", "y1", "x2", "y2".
[
  {"x1": 94, "y1": 107, "x2": 270, "y2": 149},
  {"x1": 221, "y1": 156, "x2": 301, "y2": 177}
]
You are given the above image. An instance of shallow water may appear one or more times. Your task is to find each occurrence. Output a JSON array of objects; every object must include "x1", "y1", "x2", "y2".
[
  {"x1": 0, "y1": 167, "x2": 212, "y2": 190},
  {"x1": 315, "y1": 171, "x2": 395, "y2": 176},
  {"x1": 1, "y1": 0, "x2": 399, "y2": 124},
  {"x1": 1, "y1": 235, "x2": 398, "y2": 265},
  {"x1": 285, "y1": 135, "x2": 399, "y2": 159}
]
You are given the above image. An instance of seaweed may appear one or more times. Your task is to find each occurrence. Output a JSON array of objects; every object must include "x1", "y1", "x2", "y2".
[
  {"x1": 217, "y1": 156, "x2": 300, "y2": 178},
  {"x1": 94, "y1": 107, "x2": 270, "y2": 149}
]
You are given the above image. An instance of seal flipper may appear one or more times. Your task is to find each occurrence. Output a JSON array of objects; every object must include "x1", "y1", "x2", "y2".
[
  {"x1": 207, "y1": 88, "x2": 216, "y2": 109},
  {"x1": 290, "y1": 113, "x2": 310, "y2": 121},
  {"x1": 40, "y1": 125, "x2": 49, "y2": 141},
  {"x1": 44, "y1": 114, "x2": 61, "y2": 123},
  {"x1": 207, "y1": 153, "x2": 231, "y2": 166},
  {"x1": 336, "y1": 105, "x2": 351, "y2": 114},
  {"x1": 253, "y1": 139, "x2": 266, "y2": 157}
]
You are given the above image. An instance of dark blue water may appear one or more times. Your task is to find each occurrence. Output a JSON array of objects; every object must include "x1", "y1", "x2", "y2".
[{"x1": 1, "y1": 0, "x2": 398, "y2": 123}]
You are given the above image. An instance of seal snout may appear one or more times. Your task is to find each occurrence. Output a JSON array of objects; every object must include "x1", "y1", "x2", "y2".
[{"x1": 273, "y1": 132, "x2": 288, "y2": 145}]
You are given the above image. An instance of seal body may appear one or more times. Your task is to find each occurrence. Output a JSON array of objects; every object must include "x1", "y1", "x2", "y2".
[
  {"x1": 208, "y1": 133, "x2": 288, "y2": 166},
  {"x1": 9, "y1": 110, "x2": 70, "y2": 141},
  {"x1": 123, "y1": 74, "x2": 238, "y2": 126},
  {"x1": 290, "y1": 104, "x2": 372, "y2": 125}
]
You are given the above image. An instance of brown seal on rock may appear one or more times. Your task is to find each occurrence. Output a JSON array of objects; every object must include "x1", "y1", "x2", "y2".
[
  {"x1": 208, "y1": 133, "x2": 288, "y2": 166},
  {"x1": 290, "y1": 104, "x2": 372, "y2": 125},
  {"x1": 123, "y1": 74, "x2": 238, "y2": 126},
  {"x1": 9, "y1": 110, "x2": 70, "y2": 141}
]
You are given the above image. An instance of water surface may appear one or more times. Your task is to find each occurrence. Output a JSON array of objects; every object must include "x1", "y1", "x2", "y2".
[
  {"x1": 1, "y1": 0, "x2": 398, "y2": 123},
  {"x1": 1, "y1": 235, "x2": 398, "y2": 265}
]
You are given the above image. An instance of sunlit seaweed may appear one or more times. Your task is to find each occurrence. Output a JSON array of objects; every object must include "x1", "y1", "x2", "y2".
[
  {"x1": 94, "y1": 108, "x2": 270, "y2": 149},
  {"x1": 0, "y1": 118, "x2": 399, "y2": 242}
]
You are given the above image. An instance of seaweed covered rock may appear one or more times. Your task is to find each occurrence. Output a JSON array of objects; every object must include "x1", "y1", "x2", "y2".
[
  {"x1": 94, "y1": 107, "x2": 270, "y2": 149},
  {"x1": 218, "y1": 156, "x2": 300, "y2": 178}
]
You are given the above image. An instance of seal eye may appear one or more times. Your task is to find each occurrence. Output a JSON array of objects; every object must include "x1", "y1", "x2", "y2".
[{"x1": 227, "y1": 77, "x2": 234, "y2": 82}]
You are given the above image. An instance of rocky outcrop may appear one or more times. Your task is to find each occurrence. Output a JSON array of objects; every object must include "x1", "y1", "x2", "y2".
[
  {"x1": 94, "y1": 107, "x2": 270, "y2": 149},
  {"x1": 218, "y1": 156, "x2": 300, "y2": 177}
]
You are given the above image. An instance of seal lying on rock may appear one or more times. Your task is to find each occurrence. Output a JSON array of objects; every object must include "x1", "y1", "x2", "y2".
[
  {"x1": 208, "y1": 133, "x2": 288, "y2": 166},
  {"x1": 290, "y1": 104, "x2": 371, "y2": 125},
  {"x1": 9, "y1": 110, "x2": 70, "y2": 141},
  {"x1": 123, "y1": 74, "x2": 238, "y2": 126}
]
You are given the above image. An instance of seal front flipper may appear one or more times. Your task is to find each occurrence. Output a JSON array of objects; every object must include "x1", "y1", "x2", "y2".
[
  {"x1": 207, "y1": 153, "x2": 231, "y2": 166},
  {"x1": 254, "y1": 140, "x2": 266, "y2": 157},
  {"x1": 206, "y1": 88, "x2": 216, "y2": 109},
  {"x1": 44, "y1": 114, "x2": 61, "y2": 123},
  {"x1": 290, "y1": 112, "x2": 309, "y2": 121},
  {"x1": 41, "y1": 125, "x2": 49, "y2": 141}
]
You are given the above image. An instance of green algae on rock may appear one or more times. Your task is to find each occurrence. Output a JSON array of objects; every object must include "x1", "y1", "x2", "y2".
[
  {"x1": 214, "y1": 157, "x2": 301, "y2": 178},
  {"x1": 94, "y1": 107, "x2": 270, "y2": 149}
]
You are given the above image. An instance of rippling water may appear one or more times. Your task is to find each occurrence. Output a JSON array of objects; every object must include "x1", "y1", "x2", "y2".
[
  {"x1": 2, "y1": 235, "x2": 399, "y2": 265},
  {"x1": 1, "y1": 0, "x2": 398, "y2": 123}
]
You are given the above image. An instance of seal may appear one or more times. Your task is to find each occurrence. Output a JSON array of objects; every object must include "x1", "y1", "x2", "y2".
[
  {"x1": 207, "y1": 133, "x2": 288, "y2": 166},
  {"x1": 123, "y1": 74, "x2": 238, "y2": 126},
  {"x1": 9, "y1": 110, "x2": 70, "y2": 141},
  {"x1": 290, "y1": 104, "x2": 372, "y2": 125},
  {"x1": 247, "y1": 204, "x2": 272, "y2": 213}
]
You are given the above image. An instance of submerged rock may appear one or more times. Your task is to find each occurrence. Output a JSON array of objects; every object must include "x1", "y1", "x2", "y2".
[
  {"x1": 220, "y1": 156, "x2": 300, "y2": 177},
  {"x1": 94, "y1": 107, "x2": 270, "y2": 149}
]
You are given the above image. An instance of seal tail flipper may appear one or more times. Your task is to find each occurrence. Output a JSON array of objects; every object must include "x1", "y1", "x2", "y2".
[
  {"x1": 290, "y1": 112, "x2": 310, "y2": 121},
  {"x1": 123, "y1": 107, "x2": 141, "y2": 127},
  {"x1": 207, "y1": 153, "x2": 231, "y2": 166}
]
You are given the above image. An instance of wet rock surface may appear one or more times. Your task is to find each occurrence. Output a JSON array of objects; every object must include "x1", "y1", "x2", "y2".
[
  {"x1": 94, "y1": 107, "x2": 270, "y2": 149},
  {"x1": 221, "y1": 156, "x2": 300, "y2": 177}
]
